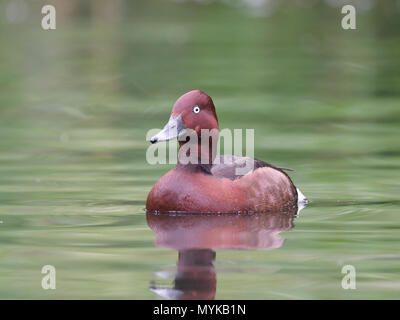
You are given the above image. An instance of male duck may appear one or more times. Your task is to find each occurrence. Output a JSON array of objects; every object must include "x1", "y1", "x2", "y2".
[{"x1": 146, "y1": 90, "x2": 307, "y2": 214}]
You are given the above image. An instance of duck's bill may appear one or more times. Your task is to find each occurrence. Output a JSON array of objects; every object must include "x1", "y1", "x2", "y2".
[{"x1": 150, "y1": 114, "x2": 187, "y2": 144}]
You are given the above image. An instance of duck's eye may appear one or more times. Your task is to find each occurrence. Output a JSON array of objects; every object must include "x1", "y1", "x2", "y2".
[{"x1": 192, "y1": 106, "x2": 201, "y2": 114}]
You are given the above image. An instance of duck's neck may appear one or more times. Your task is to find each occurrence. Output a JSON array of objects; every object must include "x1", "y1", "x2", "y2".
[{"x1": 178, "y1": 131, "x2": 219, "y2": 167}]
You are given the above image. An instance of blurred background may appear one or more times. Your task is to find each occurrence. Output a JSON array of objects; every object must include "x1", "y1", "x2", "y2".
[{"x1": 0, "y1": 0, "x2": 399, "y2": 299}]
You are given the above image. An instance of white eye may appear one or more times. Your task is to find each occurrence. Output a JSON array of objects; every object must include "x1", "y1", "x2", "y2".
[{"x1": 192, "y1": 105, "x2": 201, "y2": 114}]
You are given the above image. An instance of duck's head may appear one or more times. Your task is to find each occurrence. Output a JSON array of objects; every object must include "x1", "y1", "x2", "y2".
[{"x1": 150, "y1": 90, "x2": 219, "y2": 144}]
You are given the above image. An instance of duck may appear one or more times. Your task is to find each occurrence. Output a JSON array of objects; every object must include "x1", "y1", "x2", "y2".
[{"x1": 146, "y1": 90, "x2": 307, "y2": 214}]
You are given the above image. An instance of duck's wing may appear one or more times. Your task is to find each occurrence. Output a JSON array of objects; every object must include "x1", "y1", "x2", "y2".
[
  {"x1": 211, "y1": 155, "x2": 293, "y2": 181},
  {"x1": 254, "y1": 159, "x2": 294, "y2": 172}
]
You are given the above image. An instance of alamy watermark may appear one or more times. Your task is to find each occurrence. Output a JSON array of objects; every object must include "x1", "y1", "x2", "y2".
[
  {"x1": 146, "y1": 128, "x2": 255, "y2": 176},
  {"x1": 41, "y1": 265, "x2": 56, "y2": 290},
  {"x1": 341, "y1": 264, "x2": 356, "y2": 289},
  {"x1": 5, "y1": 3, "x2": 354, "y2": 31},
  {"x1": 41, "y1": 5, "x2": 56, "y2": 30},
  {"x1": 341, "y1": 5, "x2": 356, "y2": 30}
]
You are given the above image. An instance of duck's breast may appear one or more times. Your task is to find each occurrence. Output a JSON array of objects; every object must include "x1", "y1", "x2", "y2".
[{"x1": 146, "y1": 169, "x2": 247, "y2": 213}]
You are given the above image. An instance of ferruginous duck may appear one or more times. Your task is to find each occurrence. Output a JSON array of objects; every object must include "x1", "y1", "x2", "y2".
[{"x1": 146, "y1": 90, "x2": 307, "y2": 213}]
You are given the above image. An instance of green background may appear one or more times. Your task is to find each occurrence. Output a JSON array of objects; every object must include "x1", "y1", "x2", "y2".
[{"x1": 0, "y1": 0, "x2": 399, "y2": 299}]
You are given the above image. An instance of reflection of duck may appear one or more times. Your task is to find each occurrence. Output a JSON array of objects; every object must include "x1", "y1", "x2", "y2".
[
  {"x1": 147, "y1": 90, "x2": 307, "y2": 214},
  {"x1": 147, "y1": 211, "x2": 297, "y2": 300}
]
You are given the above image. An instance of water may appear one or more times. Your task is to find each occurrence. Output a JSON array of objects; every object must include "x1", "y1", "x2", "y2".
[{"x1": 0, "y1": 0, "x2": 399, "y2": 299}]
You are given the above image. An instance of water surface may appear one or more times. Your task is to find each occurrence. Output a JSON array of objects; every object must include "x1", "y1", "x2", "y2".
[{"x1": 0, "y1": 0, "x2": 399, "y2": 299}]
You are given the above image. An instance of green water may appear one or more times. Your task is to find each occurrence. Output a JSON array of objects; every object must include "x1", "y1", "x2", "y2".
[{"x1": 0, "y1": 1, "x2": 399, "y2": 299}]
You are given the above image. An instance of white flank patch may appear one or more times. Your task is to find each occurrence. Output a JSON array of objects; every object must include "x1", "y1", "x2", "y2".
[{"x1": 296, "y1": 188, "x2": 308, "y2": 215}]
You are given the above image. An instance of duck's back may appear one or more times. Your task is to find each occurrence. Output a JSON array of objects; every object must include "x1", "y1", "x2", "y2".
[
  {"x1": 209, "y1": 155, "x2": 298, "y2": 212},
  {"x1": 211, "y1": 155, "x2": 292, "y2": 180}
]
